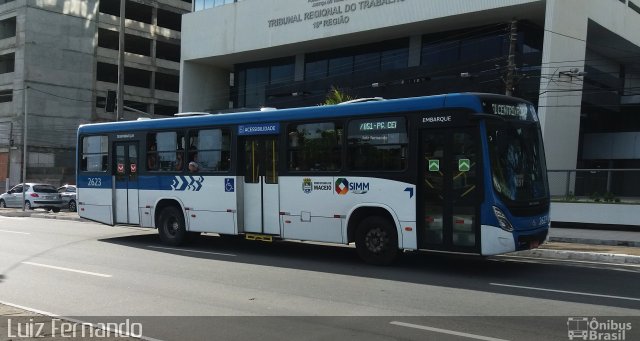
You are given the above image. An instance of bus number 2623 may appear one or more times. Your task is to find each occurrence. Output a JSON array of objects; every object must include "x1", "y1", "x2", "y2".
[{"x1": 87, "y1": 178, "x2": 102, "y2": 187}]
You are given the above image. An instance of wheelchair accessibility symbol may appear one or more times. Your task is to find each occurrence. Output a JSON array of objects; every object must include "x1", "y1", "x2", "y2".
[{"x1": 225, "y1": 178, "x2": 235, "y2": 192}]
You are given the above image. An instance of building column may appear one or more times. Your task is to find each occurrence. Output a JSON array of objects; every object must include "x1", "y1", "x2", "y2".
[
  {"x1": 538, "y1": 0, "x2": 588, "y2": 195},
  {"x1": 180, "y1": 61, "x2": 229, "y2": 112}
]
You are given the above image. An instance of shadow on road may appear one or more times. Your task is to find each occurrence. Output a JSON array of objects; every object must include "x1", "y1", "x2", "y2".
[{"x1": 99, "y1": 233, "x2": 640, "y2": 310}]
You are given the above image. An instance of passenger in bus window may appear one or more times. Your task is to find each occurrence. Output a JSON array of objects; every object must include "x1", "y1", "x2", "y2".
[
  {"x1": 175, "y1": 152, "x2": 184, "y2": 171},
  {"x1": 147, "y1": 144, "x2": 158, "y2": 170},
  {"x1": 188, "y1": 161, "x2": 199, "y2": 173},
  {"x1": 189, "y1": 136, "x2": 198, "y2": 161},
  {"x1": 219, "y1": 151, "x2": 231, "y2": 171}
]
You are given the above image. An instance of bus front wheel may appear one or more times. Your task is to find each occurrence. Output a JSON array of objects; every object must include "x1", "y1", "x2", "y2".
[
  {"x1": 355, "y1": 216, "x2": 398, "y2": 265},
  {"x1": 158, "y1": 206, "x2": 187, "y2": 246}
]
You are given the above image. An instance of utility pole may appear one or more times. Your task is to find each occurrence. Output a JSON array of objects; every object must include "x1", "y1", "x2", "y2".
[
  {"x1": 116, "y1": 0, "x2": 126, "y2": 121},
  {"x1": 505, "y1": 19, "x2": 518, "y2": 97},
  {"x1": 21, "y1": 86, "x2": 28, "y2": 211}
]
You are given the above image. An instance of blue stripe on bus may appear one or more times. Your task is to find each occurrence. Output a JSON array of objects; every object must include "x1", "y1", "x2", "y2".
[
  {"x1": 137, "y1": 175, "x2": 201, "y2": 191},
  {"x1": 78, "y1": 94, "x2": 487, "y2": 134},
  {"x1": 78, "y1": 175, "x2": 208, "y2": 192}
]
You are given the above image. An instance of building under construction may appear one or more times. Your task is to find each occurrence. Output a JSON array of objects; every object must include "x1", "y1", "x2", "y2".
[{"x1": 0, "y1": 0, "x2": 190, "y2": 189}]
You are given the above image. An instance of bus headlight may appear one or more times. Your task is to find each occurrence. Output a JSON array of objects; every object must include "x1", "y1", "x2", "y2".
[{"x1": 492, "y1": 206, "x2": 513, "y2": 232}]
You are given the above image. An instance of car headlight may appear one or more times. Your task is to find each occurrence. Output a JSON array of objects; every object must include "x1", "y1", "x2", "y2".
[{"x1": 493, "y1": 206, "x2": 513, "y2": 232}]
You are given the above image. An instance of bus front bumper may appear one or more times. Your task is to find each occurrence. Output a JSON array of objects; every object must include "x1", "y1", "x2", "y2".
[{"x1": 480, "y1": 225, "x2": 548, "y2": 256}]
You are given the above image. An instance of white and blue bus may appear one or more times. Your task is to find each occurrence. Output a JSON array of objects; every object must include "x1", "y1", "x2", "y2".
[{"x1": 77, "y1": 93, "x2": 550, "y2": 264}]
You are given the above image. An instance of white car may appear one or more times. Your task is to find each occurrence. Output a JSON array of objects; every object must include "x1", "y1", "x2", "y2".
[
  {"x1": 57, "y1": 185, "x2": 77, "y2": 212},
  {"x1": 0, "y1": 183, "x2": 65, "y2": 212}
]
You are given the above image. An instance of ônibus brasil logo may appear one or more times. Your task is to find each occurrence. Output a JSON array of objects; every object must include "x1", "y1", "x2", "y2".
[
  {"x1": 567, "y1": 317, "x2": 632, "y2": 341},
  {"x1": 335, "y1": 178, "x2": 369, "y2": 195}
]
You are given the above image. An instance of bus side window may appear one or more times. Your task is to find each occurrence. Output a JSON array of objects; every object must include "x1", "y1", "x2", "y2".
[
  {"x1": 190, "y1": 128, "x2": 231, "y2": 172},
  {"x1": 153, "y1": 131, "x2": 178, "y2": 171},
  {"x1": 287, "y1": 122, "x2": 342, "y2": 172},
  {"x1": 81, "y1": 135, "x2": 108, "y2": 172}
]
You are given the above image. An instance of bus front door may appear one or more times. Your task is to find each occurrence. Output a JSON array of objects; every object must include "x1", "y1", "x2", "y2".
[
  {"x1": 113, "y1": 142, "x2": 140, "y2": 225},
  {"x1": 418, "y1": 128, "x2": 480, "y2": 253},
  {"x1": 242, "y1": 137, "x2": 280, "y2": 235}
]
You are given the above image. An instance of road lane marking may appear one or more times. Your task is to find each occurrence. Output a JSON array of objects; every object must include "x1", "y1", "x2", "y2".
[
  {"x1": 0, "y1": 229, "x2": 30, "y2": 235},
  {"x1": 390, "y1": 321, "x2": 510, "y2": 341},
  {"x1": 22, "y1": 262, "x2": 112, "y2": 278},
  {"x1": 490, "y1": 283, "x2": 640, "y2": 302},
  {"x1": 0, "y1": 300, "x2": 59, "y2": 316},
  {"x1": 147, "y1": 245, "x2": 236, "y2": 257}
]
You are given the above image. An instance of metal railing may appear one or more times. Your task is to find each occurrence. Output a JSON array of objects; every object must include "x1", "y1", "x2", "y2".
[{"x1": 548, "y1": 169, "x2": 640, "y2": 203}]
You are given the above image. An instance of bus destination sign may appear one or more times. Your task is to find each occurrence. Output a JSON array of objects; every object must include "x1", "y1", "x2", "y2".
[
  {"x1": 359, "y1": 119, "x2": 398, "y2": 132},
  {"x1": 487, "y1": 102, "x2": 538, "y2": 122}
]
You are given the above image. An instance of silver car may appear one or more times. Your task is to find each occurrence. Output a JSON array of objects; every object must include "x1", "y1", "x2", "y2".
[
  {"x1": 57, "y1": 185, "x2": 77, "y2": 212},
  {"x1": 0, "y1": 183, "x2": 65, "y2": 212}
]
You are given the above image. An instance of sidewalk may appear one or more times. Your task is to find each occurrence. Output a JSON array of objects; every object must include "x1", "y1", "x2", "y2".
[
  {"x1": 517, "y1": 242, "x2": 640, "y2": 265},
  {"x1": 549, "y1": 227, "x2": 640, "y2": 247}
]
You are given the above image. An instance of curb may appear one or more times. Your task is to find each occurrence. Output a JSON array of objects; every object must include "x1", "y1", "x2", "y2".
[
  {"x1": 513, "y1": 248, "x2": 640, "y2": 265},
  {"x1": 0, "y1": 211, "x2": 32, "y2": 217},
  {"x1": 0, "y1": 211, "x2": 84, "y2": 222},
  {"x1": 549, "y1": 236, "x2": 640, "y2": 248},
  {"x1": 30, "y1": 214, "x2": 85, "y2": 222}
]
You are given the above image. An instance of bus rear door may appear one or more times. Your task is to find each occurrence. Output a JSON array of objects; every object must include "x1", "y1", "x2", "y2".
[
  {"x1": 418, "y1": 128, "x2": 480, "y2": 253},
  {"x1": 113, "y1": 142, "x2": 140, "y2": 225},
  {"x1": 241, "y1": 135, "x2": 280, "y2": 235}
]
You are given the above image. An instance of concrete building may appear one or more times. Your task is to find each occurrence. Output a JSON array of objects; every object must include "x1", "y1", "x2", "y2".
[
  {"x1": 181, "y1": 0, "x2": 640, "y2": 196},
  {"x1": 0, "y1": 0, "x2": 190, "y2": 189}
]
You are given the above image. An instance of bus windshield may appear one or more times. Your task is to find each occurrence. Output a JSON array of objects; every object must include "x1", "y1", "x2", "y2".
[{"x1": 487, "y1": 121, "x2": 548, "y2": 204}]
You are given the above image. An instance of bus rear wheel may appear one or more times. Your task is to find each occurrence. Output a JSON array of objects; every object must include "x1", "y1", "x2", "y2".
[
  {"x1": 355, "y1": 216, "x2": 398, "y2": 265},
  {"x1": 158, "y1": 206, "x2": 187, "y2": 246}
]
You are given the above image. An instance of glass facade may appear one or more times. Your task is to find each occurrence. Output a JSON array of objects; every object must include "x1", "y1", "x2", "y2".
[
  {"x1": 235, "y1": 58, "x2": 295, "y2": 108},
  {"x1": 231, "y1": 22, "x2": 544, "y2": 110},
  {"x1": 304, "y1": 38, "x2": 409, "y2": 80},
  {"x1": 194, "y1": 0, "x2": 239, "y2": 11}
]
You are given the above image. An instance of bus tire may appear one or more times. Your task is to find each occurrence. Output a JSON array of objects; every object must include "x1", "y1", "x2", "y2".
[
  {"x1": 158, "y1": 206, "x2": 187, "y2": 246},
  {"x1": 355, "y1": 216, "x2": 398, "y2": 265}
]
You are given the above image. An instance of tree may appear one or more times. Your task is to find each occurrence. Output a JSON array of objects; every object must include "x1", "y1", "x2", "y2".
[{"x1": 323, "y1": 86, "x2": 354, "y2": 105}]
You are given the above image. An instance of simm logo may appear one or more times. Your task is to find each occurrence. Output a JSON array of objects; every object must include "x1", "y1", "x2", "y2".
[{"x1": 335, "y1": 178, "x2": 370, "y2": 195}]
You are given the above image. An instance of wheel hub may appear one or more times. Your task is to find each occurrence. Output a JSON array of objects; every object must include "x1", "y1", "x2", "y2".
[
  {"x1": 167, "y1": 218, "x2": 180, "y2": 236},
  {"x1": 365, "y1": 228, "x2": 387, "y2": 254}
]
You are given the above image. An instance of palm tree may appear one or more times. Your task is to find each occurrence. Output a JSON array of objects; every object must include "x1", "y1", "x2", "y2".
[{"x1": 323, "y1": 86, "x2": 354, "y2": 105}]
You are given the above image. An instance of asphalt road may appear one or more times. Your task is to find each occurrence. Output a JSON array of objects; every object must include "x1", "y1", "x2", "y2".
[{"x1": 0, "y1": 216, "x2": 639, "y2": 341}]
